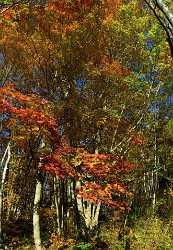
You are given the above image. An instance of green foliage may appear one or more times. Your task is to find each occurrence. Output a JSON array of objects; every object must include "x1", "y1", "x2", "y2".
[
  {"x1": 100, "y1": 217, "x2": 173, "y2": 250},
  {"x1": 131, "y1": 217, "x2": 173, "y2": 250},
  {"x1": 68, "y1": 242, "x2": 94, "y2": 250},
  {"x1": 0, "y1": 0, "x2": 14, "y2": 3}
]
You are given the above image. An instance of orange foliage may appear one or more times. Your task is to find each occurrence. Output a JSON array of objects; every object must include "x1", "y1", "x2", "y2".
[
  {"x1": 48, "y1": 1, "x2": 65, "y2": 13},
  {"x1": 102, "y1": 59, "x2": 130, "y2": 77},
  {"x1": 131, "y1": 134, "x2": 145, "y2": 145},
  {"x1": 42, "y1": 146, "x2": 79, "y2": 179},
  {"x1": 0, "y1": 83, "x2": 48, "y2": 106},
  {"x1": 47, "y1": 0, "x2": 93, "y2": 20},
  {"x1": 48, "y1": 0, "x2": 94, "y2": 12},
  {"x1": 104, "y1": 0, "x2": 122, "y2": 21},
  {"x1": 132, "y1": 138, "x2": 144, "y2": 145},
  {"x1": 0, "y1": 83, "x2": 59, "y2": 141},
  {"x1": 106, "y1": 0, "x2": 122, "y2": 11},
  {"x1": 41, "y1": 146, "x2": 136, "y2": 210},
  {"x1": 3, "y1": 10, "x2": 15, "y2": 21},
  {"x1": 77, "y1": 182, "x2": 131, "y2": 210},
  {"x1": 0, "y1": 0, "x2": 137, "y2": 211},
  {"x1": 42, "y1": 147, "x2": 137, "y2": 179},
  {"x1": 0, "y1": 82, "x2": 136, "y2": 210},
  {"x1": 101, "y1": 55, "x2": 130, "y2": 74}
]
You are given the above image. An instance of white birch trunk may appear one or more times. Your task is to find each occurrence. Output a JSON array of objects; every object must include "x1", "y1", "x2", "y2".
[
  {"x1": 54, "y1": 176, "x2": 60, "y2": 234},
  {"x1": 33, "y1": 178, "x2": 42, "y2": 250},
  {"x1": 33, "y1": 139, "x2": 45, "y2": 250},
  {"x1": 0, "y1": 143, "x2": 10, "y2": 242},
  {"x1": 156, "y1": 0, "x2": 173, "y2": 26},
  {"x1": 76, "y1": 181, "x2": 101, "y2": 230}
]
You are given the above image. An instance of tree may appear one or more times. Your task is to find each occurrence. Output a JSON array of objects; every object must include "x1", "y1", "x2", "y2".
[
  {"x1": 0, "y1": 0, "x2": 171, "y2": 248},
  {"x1": 0, "y1": 81, "x2": 137, "y2": 246},
  {"x1": 144, "y1": 0, "x2": 173, "y2": 56}
]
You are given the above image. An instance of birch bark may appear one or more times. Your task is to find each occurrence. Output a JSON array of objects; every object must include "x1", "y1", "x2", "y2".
[
  {"x1": 33, "y1": 177, "x2": 42, "y2": 250},
  {"x1": 0, "y1": 143, "x2": 10, "y2": 247}
]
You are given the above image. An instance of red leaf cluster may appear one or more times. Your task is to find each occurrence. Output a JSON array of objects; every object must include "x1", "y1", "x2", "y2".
[
  {"x1": 41, "y1": 146, "x2": 135, "y2": 210},
  {"x1": 77, "y1": 182, "x2": 131, "y2": 210},
  {"x1": 0, "y1": 84, "x2": 48, "y2": 106},
  {"x1": 41, "y1": 147, "x2": 137, "y2": 179},
  {"x1": 41, "y1": 147, "x2": 79, "y2": 179},
  {"x1": 48, "y1": 0, "x2": 93, "y2": 13},
  {"x1": 0, "y1": 84, "x2": 59, "y2": 141},
  {"x1": 0, "y1": 84, "x2": 136, "y2": 210},
  {"x1": 3, "y1": 10, "x2": 15, "y2": 21},
  {"x1": 42, "y1": 160, "x2": 78, "y2": 179},
  {"x1": 131, "y1": 135, "x2": 145, "y2": 145},
  {"x1": 77, "y1": 151, "x2": 137, "y2": 177}
]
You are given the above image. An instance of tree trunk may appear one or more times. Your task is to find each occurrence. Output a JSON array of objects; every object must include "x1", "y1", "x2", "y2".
[
  {"x1": 33, "y1": 177, "x2": 42, "y2": 250},
  {"x1": 145, "y1": 0, "x2": 173, "y2": 56},
  {"x1": 75, "y1": 181, "x2": 101, "y2": 240},
  {"x1": 62, "y1": 180, "x2": 68, "y2": 238},
  {"x1": 156, "y1": 0, "x2": 173, "y2": 26},
  {"x1": 54, "y1": 177, "x2": 60, "y2": 235},
  {"x1": 0, "y1": 143, "x2": 10, "y2": 248}
]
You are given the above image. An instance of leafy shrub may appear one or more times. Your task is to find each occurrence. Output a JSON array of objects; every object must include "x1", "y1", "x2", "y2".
[
  {"x1": 68, "y1": 242, "x2": 94, "y2": 250},
  {"x1": 131, "y1": 217, "x2": 173, "y2": 250},
  {"x1": 48, "y1": 233, "x2": 76, "y2": 249},
  {"x1": 100, "y1": 217, "x2": 173, "y2": 249}
]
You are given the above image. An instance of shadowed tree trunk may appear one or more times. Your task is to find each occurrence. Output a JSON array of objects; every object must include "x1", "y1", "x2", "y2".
[{"x1": 0, "y1": 143, "x2": 10, "y2": 249}]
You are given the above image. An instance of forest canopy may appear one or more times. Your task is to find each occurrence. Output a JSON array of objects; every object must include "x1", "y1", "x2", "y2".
[{"x1": 0, "y1": 0, "x2": 173, "y2": 249}]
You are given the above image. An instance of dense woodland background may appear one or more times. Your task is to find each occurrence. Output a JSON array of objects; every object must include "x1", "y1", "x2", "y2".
[{"x1": 0, "y1": 0, "x2": 173, "y2": 249}]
